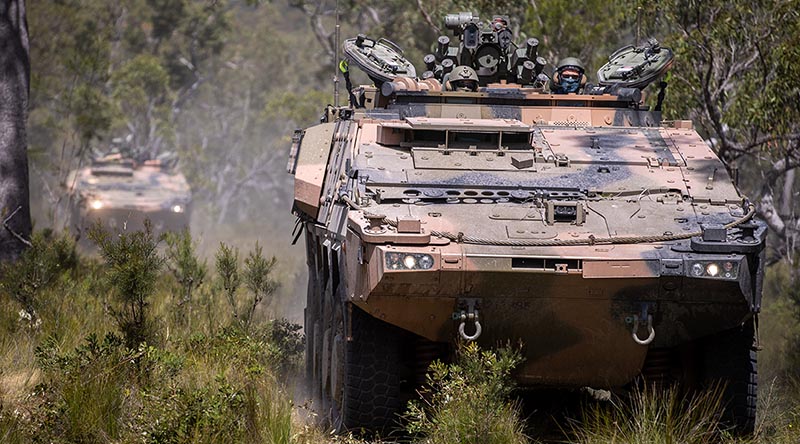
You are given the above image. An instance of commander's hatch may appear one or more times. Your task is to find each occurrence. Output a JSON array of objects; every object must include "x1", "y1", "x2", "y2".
[
  {"x1": 597, "y1": 39, "x2": 674, "y2": 90},
  {"x1": 343, "y1": 35, "x2": 417, "y2": 85}
]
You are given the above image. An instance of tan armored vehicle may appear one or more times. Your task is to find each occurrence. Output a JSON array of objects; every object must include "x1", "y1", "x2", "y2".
[
  {"x1": 67, "y1": 152, "x2": 191, "y2": 239},
  {"x1": 289, "y1": 13, "x2": 765, "y2": 435}
]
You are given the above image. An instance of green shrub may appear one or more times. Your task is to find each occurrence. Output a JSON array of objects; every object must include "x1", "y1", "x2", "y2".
[
  {"x1": 242, "y1": 241, "x2": 279, "y2": 328},
  {"x1": 145, "y1": 378, "x2": 248, "y2": 444},
  {"x1": 266, "y1": 318, "x2": 305, "y2": 373},
  {"x1": 139, "y1": 326, "x2": 298, "y2": 444},
  {"x1": 0, "y1": 406, "x2": 28, "y2": 444},
  {"x1": 215, "y1": 242, "x2": 241, "y2": 323},
  {"x1": 406, "y1": 341, "x2": 528, "y2": 444},
  {"x1": 215, "y1": 241, "x2": 280, "y2": 331},
  {"x1": 34, "y1": 333, "x2": 133, "y2": 443},
  {"x1": 89, "y1": 221, "x2": 163, "y2": 348},
  {"x1": 165, "y1": 229, "x2": 207, "y2": 309},
  {"x1": 0, "y1": 230, "x2": 77, "y2": 329}
]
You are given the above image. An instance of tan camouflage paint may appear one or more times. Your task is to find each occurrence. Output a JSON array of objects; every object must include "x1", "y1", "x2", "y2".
[
  {"x1": 67, "y1": 158, "x2": 191, "y2": 236},
  {"x1": 291, "y1": 79, "x2": 757, "y2": 388}
]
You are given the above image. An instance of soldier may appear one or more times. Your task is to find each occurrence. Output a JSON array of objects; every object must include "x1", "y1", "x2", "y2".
[
  {"x1": 445, "y1": 65, "x2": 480, "y2": 91},
  {"x1": 551, "y1": 57, "x2": 586, "y2": 94}
]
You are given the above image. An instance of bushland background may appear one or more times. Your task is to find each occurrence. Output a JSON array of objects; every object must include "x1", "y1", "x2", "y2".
[{"x1": 1, "y1": 0, "x2": 799, "y2": 443}]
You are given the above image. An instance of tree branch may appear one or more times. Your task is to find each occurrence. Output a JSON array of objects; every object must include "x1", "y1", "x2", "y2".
[
  {"x1": 416, "y1": 0, "x2": 440, "y2": 35},
  {"x1": 3, "y1": 206, "x2": 32, "y2": 248}
]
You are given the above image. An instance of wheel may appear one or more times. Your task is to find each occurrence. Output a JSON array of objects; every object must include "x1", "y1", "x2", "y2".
[
  {"x1": 702, "y1": 318, "x2": 757, "y2": 435},
  {"x1": 304, "y1": 234, "x2": 324, "y2": 408},
  {"x1": 326, "y1": 303, "x2": 411, "y2": 434}
]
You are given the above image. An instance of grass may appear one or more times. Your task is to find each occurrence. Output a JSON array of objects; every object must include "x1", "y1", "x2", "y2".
[
  {"x1": 570, "y1": 385, "x2": 724, "y2": 444},
  {"x1": 2, "y1": 229, "x2": 800, "y2": 443},
  {"x1": 567, "y1": 377, "x2": 800, "y2": 444},
  {"x1": 0, "y1": 229, "x2": 311, "y2": 443}
]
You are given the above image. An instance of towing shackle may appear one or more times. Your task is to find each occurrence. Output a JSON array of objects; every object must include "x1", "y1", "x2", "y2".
[
  {"x1": 458, "y1": 309, "x2": 482, "y2": 341},
  {"x1": 631, "y1": 313, "x2": 656, "y2": 345},
  {"x1": 453, "y1": 298, "x2": 482, "y2": 341}
]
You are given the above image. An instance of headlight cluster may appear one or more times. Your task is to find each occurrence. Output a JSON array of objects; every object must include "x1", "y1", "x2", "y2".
[
  {"x1": 385, "y1": 252, "x2": 434, "y2": 270},
  {"x1": 171, "y1": 204, "x2": 184, "y2": 213},
  {"x1": 89, "y1": 199, "x2": 104, "y2": 210},
  {"x1": 689, "y1": 260, "x2": 738, "y2": 279}
]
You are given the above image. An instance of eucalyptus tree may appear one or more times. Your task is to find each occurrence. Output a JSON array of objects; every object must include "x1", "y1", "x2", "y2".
[{"x1": 0, "y1": 0, "x2": 31, "y2": 261}]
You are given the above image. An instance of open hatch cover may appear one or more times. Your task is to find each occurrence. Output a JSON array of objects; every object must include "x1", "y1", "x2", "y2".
[
  {"x1": 343, "y1": 35, "x2": 417, "y2": 84},
  {"x1": 597, "y1": 39, "x2": 674, "y2": 90}
]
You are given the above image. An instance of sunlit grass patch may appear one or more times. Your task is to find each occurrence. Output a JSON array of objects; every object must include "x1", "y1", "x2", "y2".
[
  {"x1": 750, "y1": 378, "x2": 800, "y2": 444},
  {"x1": 570, "y1": 384, "x2": 725, "y2": 444}
]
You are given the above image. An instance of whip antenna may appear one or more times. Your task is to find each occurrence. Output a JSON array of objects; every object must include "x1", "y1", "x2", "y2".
[
  {"x1": 636, "y1": 6, "x2": 642, "y2": 45},
  {"x1": 333, "y1": 0, "x2": 340, "y2": 107}
]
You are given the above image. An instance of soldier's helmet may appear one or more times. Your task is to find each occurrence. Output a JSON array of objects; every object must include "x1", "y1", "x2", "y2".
[
  {"x1": 553, "y1": 57, "x2": 587, "y2": 93},
  {"x1": 446, "y1": 65, "x2": 480, "y2": 91}
]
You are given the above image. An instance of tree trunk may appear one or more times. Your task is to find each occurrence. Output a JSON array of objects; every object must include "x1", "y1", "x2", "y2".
[{"x1": 0, "y1": 0, "x2": 31, "y2": 261}]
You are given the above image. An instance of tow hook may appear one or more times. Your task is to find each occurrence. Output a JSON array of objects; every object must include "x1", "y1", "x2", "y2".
[
  {"x1": 627, "y1": 304, "x2": 655, "y2": 346},
  {"x1": 453, "y1": 298, "x2": 482, "y2": 341}
]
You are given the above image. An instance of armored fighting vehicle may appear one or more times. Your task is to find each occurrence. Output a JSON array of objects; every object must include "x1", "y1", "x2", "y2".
[
  {"x1": 66, "y1": 152, "x2": 191, "y2": 240},
  {"x1": 289, "y1": 12, "x2": 765, "y2": 435}
]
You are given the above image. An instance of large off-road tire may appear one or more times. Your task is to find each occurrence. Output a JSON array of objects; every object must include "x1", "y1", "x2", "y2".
[
  {"x1": 702, "y1": 319, "x2": 757, "y2": 435},
  {"x1": 328, "y1": 303, "x2": 410, "y2": 434},
  {"x1": 304, "y1": 234, "x2": 324, "y2": 407}
]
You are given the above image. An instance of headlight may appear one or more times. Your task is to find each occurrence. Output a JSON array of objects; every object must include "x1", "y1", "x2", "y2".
[
  {"x1": 171, "y1": 204, "x2": 184, "y2": 213},
  {"x1": 89, "y1": 199, "x2": 104, "y2": 210},
  {"x1": 688, "y1": 260, "x2": 738, "y2": 279},
  {"x1": 385, "y1": 252, "x2": 435, "y2": 270}
]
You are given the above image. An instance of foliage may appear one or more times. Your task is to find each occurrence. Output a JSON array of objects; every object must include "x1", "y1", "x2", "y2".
[
  {"x1": 243, "y1": 242, "x2": 280, "y2": 328},
  {"x1": 165, "y1": 228, "x2": 207, "y2": 307},
  {"x1": 89, "y1": 221, "x2": 164, "y2": 348},
  {"x1": 110, "y1": 54, "x2": 174, "y2": 157},
  {"x1": 266, "y1": 318, "x2": 306, "y2": 373},
  {"x1": 522, "y1": 0, "x2": 631, "y2": 70},
  {"x1": 28, "y1": 325, "x2": 302, "y2": 444},
  {"x1": 215, "y1": 241, "x2": 241, "y2": 321},
  {"x1": 0, "y1": 225, "x2": 313, "y2": 443},
  {"x1": 34, "y1": 332, "x2": 132, "y2": 443},
  {"x1": 0, "y1": 230, "x2": 77, "y2": 328},
  {"x1": 759, "y1": 262, "x2": 800, "y2": 381},
  {"x1": 754, "y1": 379, "x2": 800, "y2": 443},
  {"x1": 571, "y1": 385, "x2": 724, "y2": 444},
  {"x1": 405, "y1": 341, "x2": 527, "y2": 444},
  {"x1": 215, "y1": 241, "x2": 280, "y2": 331}
]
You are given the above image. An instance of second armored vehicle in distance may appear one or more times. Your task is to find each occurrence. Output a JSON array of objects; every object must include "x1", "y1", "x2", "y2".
[
  {"x1": 67, "y1": 151, "x2": 192, "y2": 240},
  {"x1": 289, "y1": 12, "x2": 765, "y2": 435}
]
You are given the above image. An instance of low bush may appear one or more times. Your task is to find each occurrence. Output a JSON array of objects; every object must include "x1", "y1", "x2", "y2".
[
  {"x1": 34, "y1": 333, "x2": 134, "y2": 443},
  {"x1": 406, "y1": 341, "x2": 528, "y2": 444},
  {"x1": 89, "y1": 221, "x2": 163, "y2": 348},
  {"x1": 165, "y1": 228, "x2": 207, "y2": 310},
  {"x1": 215, "y1": 241, "x2": 280, "y2": 331},
  {"x1": 0, "y1": 230, "x2": 77, "y2": 329}
]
